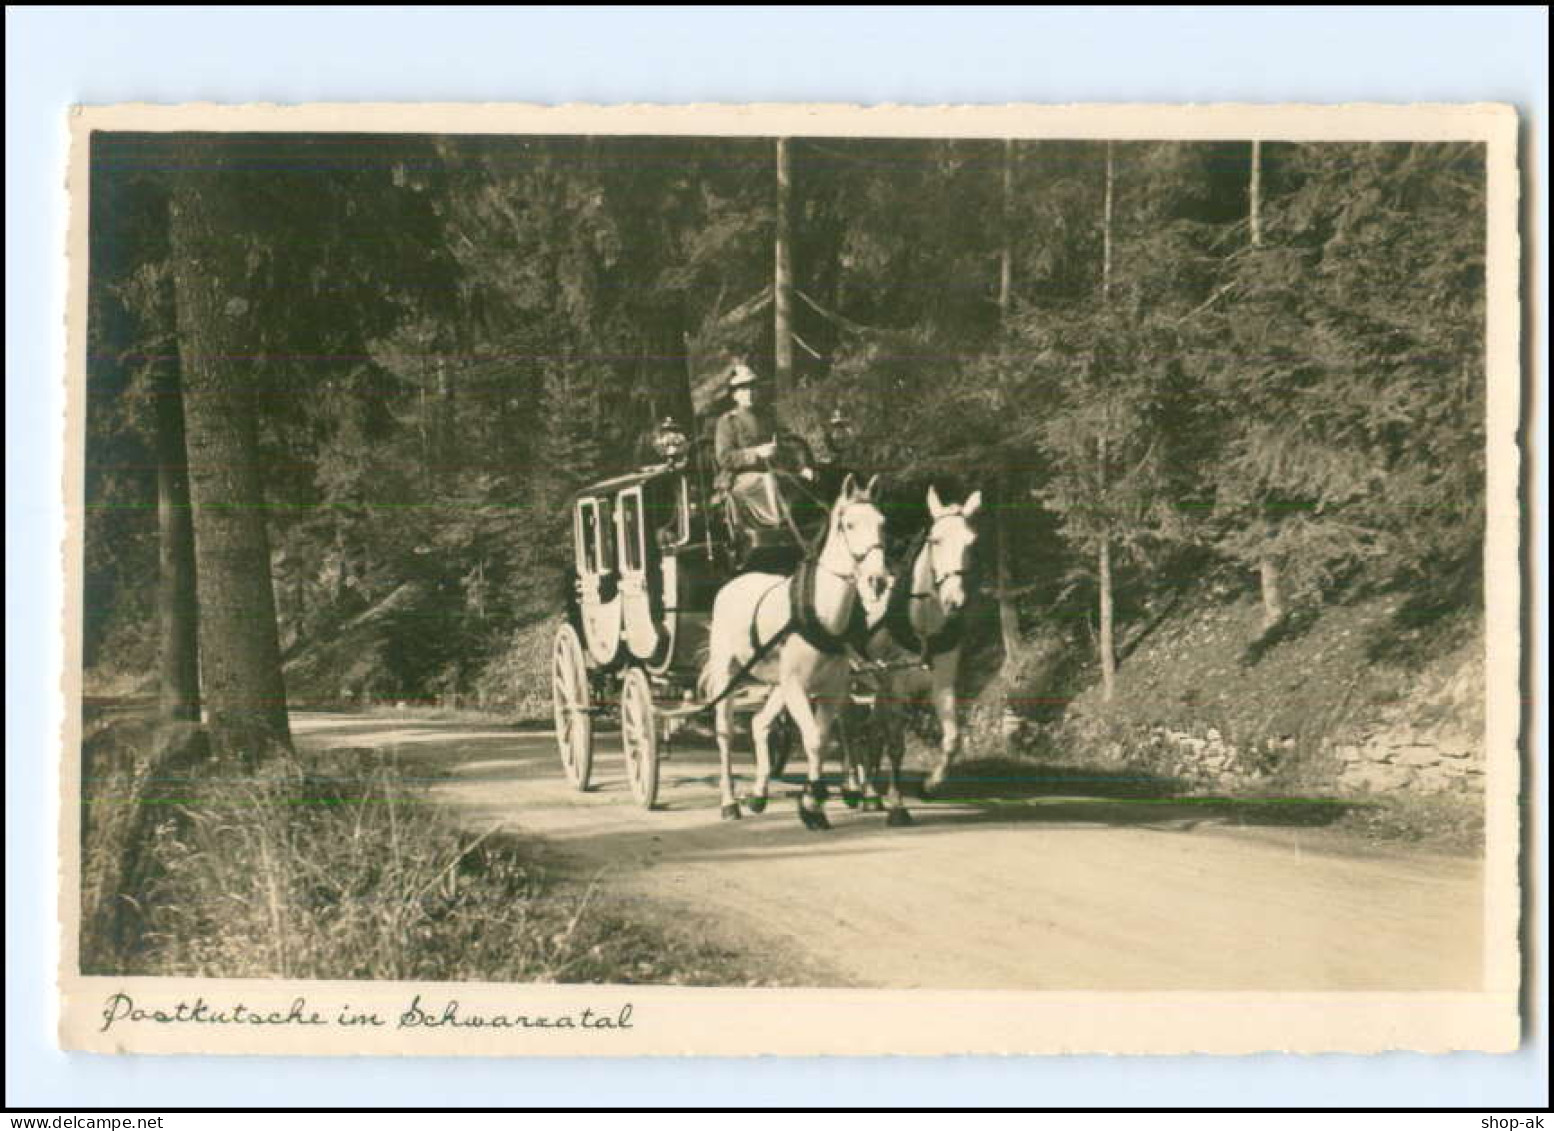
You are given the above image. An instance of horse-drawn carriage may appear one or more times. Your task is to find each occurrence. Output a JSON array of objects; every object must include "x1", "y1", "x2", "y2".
[
  {"x1": 550, "y1": 422, "x2": 811, "y2": 810},
  {"x1": 550, "y1": 416, "x2": 983, "y2": 827}
]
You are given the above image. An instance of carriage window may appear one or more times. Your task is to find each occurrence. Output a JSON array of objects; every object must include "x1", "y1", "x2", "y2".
[
  {"x1": 674, "y1": 477, "x2": 692, "y2": 545},
  {"x1": 596, "y1": 499, "x2": 615, "y2": 574},
  {"x1": 619, "y1": 489, "x2": 645, "y2": 573},
  {"x1": 577, "y1": 501, "x2": 599, "y2": 574},
  {"x1": 577, "y1": 498, "x2": 614, "y2": 576},
  {"x1": 654, "y1": 477, "x2": 692, "y2": 549}
]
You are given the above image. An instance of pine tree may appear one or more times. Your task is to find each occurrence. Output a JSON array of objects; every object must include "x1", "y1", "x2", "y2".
[{"x1": 168, "y1": 137, "x2": 292, "y2": 762}]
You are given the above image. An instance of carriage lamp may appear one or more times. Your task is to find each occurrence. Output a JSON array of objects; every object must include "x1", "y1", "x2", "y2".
[{"x1": 653, "y1": 416, "x2": 689, "y2": 463}]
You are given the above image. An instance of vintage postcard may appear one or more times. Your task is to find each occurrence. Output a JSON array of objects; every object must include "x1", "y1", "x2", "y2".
[{"x1": 60, "y1": 102, "x2": 1522, "y2": 1056}]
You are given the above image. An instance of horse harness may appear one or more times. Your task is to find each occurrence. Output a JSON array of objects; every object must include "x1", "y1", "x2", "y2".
[
  {"x1": 867, "y1": 514, "x2": 968, "y2": 668},
  {"x1": 786, "y1": 558, "x2": 871, "y2": 656},
  {"x1": 691, "y1": 512, "x2": 882, "y2": 716},
  {"x1": 750, "y1": 515, "x2": 879, "y2": 657}
]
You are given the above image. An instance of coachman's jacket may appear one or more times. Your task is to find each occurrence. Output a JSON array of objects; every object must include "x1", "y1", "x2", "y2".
[
  {"x1": 713, "y1": 406, "x2": 774, "y2": 488},
  {"x1": 714, "y1": 406, "x2": 781, "y2": 529}
]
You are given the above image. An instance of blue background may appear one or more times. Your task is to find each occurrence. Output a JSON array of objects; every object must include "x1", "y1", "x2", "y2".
[{"x1": 7, "y1": 5, "x2": 1547, "y2": 1110}]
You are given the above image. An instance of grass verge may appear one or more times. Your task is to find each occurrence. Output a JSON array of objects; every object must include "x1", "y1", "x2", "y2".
[{"x1": 80, "y1": 712, "x2": 784, "y2": 985}]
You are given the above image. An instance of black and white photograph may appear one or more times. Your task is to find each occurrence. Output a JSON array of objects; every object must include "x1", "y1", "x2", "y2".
[{"x1": 58, "y1": 102, "x2": 1521, "y2": 1057}]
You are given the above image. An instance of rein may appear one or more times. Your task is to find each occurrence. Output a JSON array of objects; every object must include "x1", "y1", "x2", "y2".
[
  {"x1": 818, "y1": 503, "x2": 885, "y2": 582},
  {"x1": 911, "y1": 508, "x2": 971, "y2": 599},
  {"x1": 691, "y1": 500, "x2": 882, "y2": 717},
  {"x1": 868, "y1": 512, "x2": 970, "y2": 665}
]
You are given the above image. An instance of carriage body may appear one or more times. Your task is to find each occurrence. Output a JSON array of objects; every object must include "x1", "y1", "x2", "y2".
[
  {"x1": 565, "y1": 460, "x2": 726, "y2": 688},
  {"x1": 550, "y1": 444, "x2": 803, "y2": 809}
]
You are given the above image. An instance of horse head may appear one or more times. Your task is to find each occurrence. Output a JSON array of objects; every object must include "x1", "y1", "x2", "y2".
[
  {"x1": 924, "y1": 485, "x2": 982, "y2": 614},
  {"x1": 829, "y1": 473, "x2": 890, "y2": 608}
]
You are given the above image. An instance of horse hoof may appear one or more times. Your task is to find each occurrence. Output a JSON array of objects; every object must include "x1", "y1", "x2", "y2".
[
  {"x1": 886, "y1": 807, "x2": 914, "y2": 828},
  {"x1": 841, "y1": 789, "x2": 862, "y2": 809},
  {"x1": 796, "y1": 801, "x2": 831, "y2": 831},
  {"x1": 862, "y1": 796, "x2": 885, "y2": 813},
  {"x1": 720, "y1": 803, "x2": 742, "y2": 821},
  {"x1": 744, "y1": 795, "x2": 767, "y2": 815}
]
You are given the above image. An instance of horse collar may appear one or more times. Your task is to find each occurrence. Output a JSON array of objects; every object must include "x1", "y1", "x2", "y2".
[
  {"x1": 790, "y1": 559, "x2": 869, "y2": 655},
  {"x1": 880, "y1": 521, "x2": 966, "y2": 661}
]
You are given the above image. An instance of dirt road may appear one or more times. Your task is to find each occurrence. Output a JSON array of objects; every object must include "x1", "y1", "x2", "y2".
[{"x1": 294, "y1": 713, "x2": 1484, "y2": 992}]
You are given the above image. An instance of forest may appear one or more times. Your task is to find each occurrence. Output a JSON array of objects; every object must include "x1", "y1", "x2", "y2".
[{"x1": 84, "y1": 132, "x2": 1487, "y2": 764}]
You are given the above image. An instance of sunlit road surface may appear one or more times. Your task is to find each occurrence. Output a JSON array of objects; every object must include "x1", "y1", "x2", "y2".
[{"x1": 294, "y1": 712, "x2": 1484, "y2": 992}]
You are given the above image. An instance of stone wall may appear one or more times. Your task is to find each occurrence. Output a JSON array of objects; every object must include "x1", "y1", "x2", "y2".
[
  {"x1": 1328, "y1": 723, "x2": 1484, "y2": 794},
  {"x1": 1126, "y1": 720, "x2": 1484, "y2": 796},
  {"x1": 1041, "y1": 615, "x2": 1485, "y2": 799},
  {"x1": 1140, "y1": 725, "x2": 1280, "y2": 790},
  {"x1": 1328, "y1": 644, "x2": 1486, "y2": 795}
]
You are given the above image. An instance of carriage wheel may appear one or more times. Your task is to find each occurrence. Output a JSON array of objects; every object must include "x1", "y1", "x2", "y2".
[
  {"x1": 619, "y1": 667, "x2": 660, "y2": 810},
  {"x1": 551, "y1": 623, "x2": 594, "y2": 791}
]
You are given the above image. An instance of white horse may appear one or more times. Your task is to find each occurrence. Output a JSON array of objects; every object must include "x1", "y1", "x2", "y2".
[
  {"x1": 848, "y1": 485, "x2": 981, "y2": 826},
  {"x1": 703, "y1": 474, "x2": 889, "y2": 829}
]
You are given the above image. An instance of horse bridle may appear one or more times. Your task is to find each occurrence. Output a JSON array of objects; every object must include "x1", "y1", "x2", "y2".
[
  {"x1": 912, "y1": 509, "x2": 972, "y2": 602},
  {"x1": 820, "y1": 501, "x2": 885, "y2": 582}
]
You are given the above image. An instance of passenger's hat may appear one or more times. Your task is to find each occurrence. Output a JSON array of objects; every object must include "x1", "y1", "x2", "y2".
[{"x1": 727, "y1": 362, "x2": 761, "y2": 391}]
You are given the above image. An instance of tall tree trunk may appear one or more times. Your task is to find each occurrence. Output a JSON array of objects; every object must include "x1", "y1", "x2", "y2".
[
  {"x1": 1098, "y1": 536, "x2": 1116, "y2": 702},
  {"x1": 435, "y1": 357, "x2": 455, "y2": 471},
  {"x1": 995, "y1": 471, "x2": 1021, "y2": 661},
  {"x1": 170, "y1": 147, "x2": 292, "y2": 763},
  {"x1": 1102, "y1": 141, "x2": 1114, "y2": 303},
  {"x1": 774, "y1": 137, "x2": 794, "y2": 393},
  {"x1": 994, "y1": 140, "x2": 1021, "y2": 663},
  {"x1": 418, "y1": 378, "x2": 431, "y2": 486},
  {"x1": 1097, "y1": 143, "x2": 1117, "y2": 700},
  {"x1": 152, "y1": 355, "x2": 201, "y2": 723},
  {"x1": 1259, "y1": 557, "x2": 1285, "y2": 628},
  {"x1": 998, "y1": 138, "x2": 1014, "y2": 317},
  {"x1": 1249, "y1": 139, "x2": 1263, "y2": 246},
  {"x1": 1249, "y1": 138, "x2": 1283, "y2": 629},
  {"x1": 647, "y1": 300, "x2": 694, "y2": 427}
]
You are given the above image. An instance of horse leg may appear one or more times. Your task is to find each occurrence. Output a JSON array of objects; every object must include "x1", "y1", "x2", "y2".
[
  {"x1": 858, "y1": 730, "x2": 886, "y2": 813},
  {"x1": 837, "y1": 713, "x2": 865, "y2": 809},
  {"x1": 879, "y1": 694, "x2": 912, "y2": 826},
  {"x1": 922, "y1": 651, "x2": 961, "y2": 798},
  {"x1": 783, "y1": 680, "x2": 830, "y2": 831},
  {"x1": 712, "y1": 673, "x2": 741, "y2": 821},
  {"x1": 746, "y1": 684, "x2": 786, "y2": 814},
  {"x1": 855, "y1": 691, "x2": 886, "y2": 813},
  {"x1": 813, "y1": 694, "x2": 846, "y2": 825},
  {"x1": 842, "y1": 711, "x2": 879, "y2": 808}
]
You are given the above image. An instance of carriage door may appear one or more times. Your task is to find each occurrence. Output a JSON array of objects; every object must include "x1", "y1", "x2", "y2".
[
  {"x1": 616, "y1": 485, "x2": 664, "y2": 663},
  {"x1": 575, "y1": 496, "x2": 622, "y2": 667}
]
